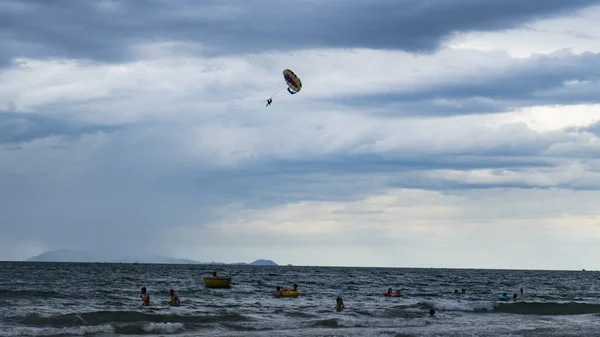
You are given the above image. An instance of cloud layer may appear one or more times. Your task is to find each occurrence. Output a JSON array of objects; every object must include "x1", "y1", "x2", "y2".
[
  {"x1": 1, "y1": 0, "x2": 600, "y2": 268},
  {"x1": 2, "y1": 0, "x2": 598, "y2": 63}
]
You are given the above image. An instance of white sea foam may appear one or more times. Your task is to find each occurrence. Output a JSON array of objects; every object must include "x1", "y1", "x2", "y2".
[
  {"x1": 144, "y1": 322, "x2": 185, "y2": 333},
  {"x1": 0, "y1": 324, "x2": 114, "y2": 336},
  {"x1": 426, "y1": 298, "x2": 496, "y2": 312}
]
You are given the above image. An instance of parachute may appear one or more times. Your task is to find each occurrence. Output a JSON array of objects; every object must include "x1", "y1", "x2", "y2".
[
  {"x1": 283, "y1": 69, "x2": 302, "y2": 95},
  {"x1": 265, "y1": 69, "x2": 302, "y2": 105}
]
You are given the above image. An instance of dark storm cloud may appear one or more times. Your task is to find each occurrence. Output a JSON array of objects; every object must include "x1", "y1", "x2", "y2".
[
  {"x1": 245, "y1": 154, "x2": 557, "y2": 176},
  {"x1": 333, "y1": 50, "x2": 600, "y2": 116},
  {"x1": 0, "y1": 0, "x2": 598, "y2": 65}
]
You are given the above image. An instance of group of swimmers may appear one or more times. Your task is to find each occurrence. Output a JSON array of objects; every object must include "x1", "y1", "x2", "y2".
[
  {"x1": 138, "y1": 271, "x2": 524, "y2": 313},
  {"x1": 139, "y1": 271, "x2": 227, "y2": 306},
  {"x1": 454, "y1": 287, "x2": 525, "y2": 301},
  {"x1": 499, "y1": 287, "x2": 525, "y2": 301},
  {"x1": 384, "y1": 287, "x2": 432, "y2": 316},
  {"x1": 138, "y1": 269, "x2": 227, "y2": 306},
  {"x1": 271, "y1": 283, "x2": 347, "y2": 311},
  {"x1": 385, "y1": 288, "x2": 404, "y2": 297},
  {"x1": 140, "y1": 286, "x2": 180, "y2": 306},
  {"x1": 273, "y1": 283, "x2": 298, "y2": 297}
]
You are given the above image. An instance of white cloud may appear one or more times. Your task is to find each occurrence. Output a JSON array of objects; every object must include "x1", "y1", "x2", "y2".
[
  {"x1": 166, "y1": 187, "x2": 600, "y2": 269},
  {"x1": 445, "y1": 5, "x2": 600, "y2": 57},
  {"x1": 4, "y1": 43, "x2": 599, "y2": 172},
  {"x1": 0, "y1": 46, "x2": 541, "y2": 117},
  {"x1": 488, "y1": 104, "x2": 600, "y2": 132}
]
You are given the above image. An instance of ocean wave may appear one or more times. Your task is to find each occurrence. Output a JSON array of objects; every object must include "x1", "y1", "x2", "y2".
[
  {"x1": 285, "y1": 310, "x2": 320, "y2": 319},
  {"x1": 0, "y1": 322, "x2": 185, "y2": 337},
  {"x1": 8, "y1": 310, "x2": 250, "y2": 328},
  {"x1": 312, "y1": 318, "x2": 339, "y2": 328},
  {"x1": 114, "y1": 322, "x2": 185, "y2": 334},
  {"x1": 494, "y1": 302, "x2": 600, "y2": 315},
  {"x1": 220, "y1": 317, "x2": 345, "y2": 332},
  {"x1": 0, "y1": 324, "x2": 114, "y2": 337},
  {"x1": 418, "y1": 299, "x2": 600, "y2": 315},
  {"x1": 381, "y1": 308, "x2": 429, "y2": 320},
  {"x1": 416, "y1": 299, "x2": 495, "y2": 313},
  {"x1": 0, "y1": 290, "x2": 64, "y2": 300},
  {"x1": 354, "y1": 309, "x2": 377, "y2": 317}
]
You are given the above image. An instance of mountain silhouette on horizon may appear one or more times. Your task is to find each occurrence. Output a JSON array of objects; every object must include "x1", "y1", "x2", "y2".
[{"x1": 25, "y1": 249, "x2": 278, "y2": 266}]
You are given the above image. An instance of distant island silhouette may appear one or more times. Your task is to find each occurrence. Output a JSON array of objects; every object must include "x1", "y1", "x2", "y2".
[{"x1": 26, "y1": 249, "x2": 278, "y2": 266}]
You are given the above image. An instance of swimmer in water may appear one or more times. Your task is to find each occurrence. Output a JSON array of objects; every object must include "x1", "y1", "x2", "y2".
[
  {"x1": 429, "y1": 309, "x2": 435, "y2": 316},
  {"x1": 140, "y1": 287, "x2": 150, "y2": 306},
  {"x1": 274, "y1": 286, "x2": 283, "y2": 297},
  {"x1": 387, "y1": 288, "x2": 393, "y2": 295},
  {"x1": 393, "y1": 290, "x2": 404, "y2": 297},
  {"x1": 169, "y1": 289, "x2": 180, "y2": 306},
  {"x1": 498, "y1": 292, "x2": 511, "y2": 301},
  {"x1": 335, "y1": 297, "x2": 345, "y2": 311}
]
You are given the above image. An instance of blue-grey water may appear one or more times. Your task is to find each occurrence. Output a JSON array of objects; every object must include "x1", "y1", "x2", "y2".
[{"x1": 1, "y1": 262, "x2": 600, "y2": 336}]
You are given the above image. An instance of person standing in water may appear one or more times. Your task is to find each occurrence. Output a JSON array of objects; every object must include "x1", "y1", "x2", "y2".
[
  {"x1": 140, "y1": 287, "x2": 150, "y2": 306},
  {"x1": 169, "y1": 289, "x2": 180, "y2": 306},
  {"x1": 335, "y1": 297, "x2": 345, "y2": 311}
]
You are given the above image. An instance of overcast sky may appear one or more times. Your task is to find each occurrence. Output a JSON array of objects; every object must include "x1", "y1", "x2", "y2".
[{"x1": 2, "y1": 0, "x2": 600, "y2": 269}]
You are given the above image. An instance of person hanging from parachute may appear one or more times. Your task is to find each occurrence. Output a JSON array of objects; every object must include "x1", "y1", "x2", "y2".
[{"x1": 264, "y1": 69, "x2": 302, "y2": 107}]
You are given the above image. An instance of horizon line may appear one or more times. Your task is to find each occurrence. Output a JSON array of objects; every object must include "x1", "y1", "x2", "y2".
[{"x1": 0, "y1": 260, "x2": 595, "y2": 272}]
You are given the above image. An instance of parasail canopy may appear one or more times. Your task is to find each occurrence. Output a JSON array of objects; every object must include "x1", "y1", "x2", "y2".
[{"x1": 283, "y1": 69, "x2": 302, "y2": 95}]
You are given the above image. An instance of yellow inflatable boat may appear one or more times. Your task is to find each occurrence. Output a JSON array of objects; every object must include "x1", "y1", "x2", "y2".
[
  {"x1": 203, "y1": 277, "x2": 231, "y2": 288},
  {"x1": 280, "y1": 290, "x2": 300, "y2": 297}
]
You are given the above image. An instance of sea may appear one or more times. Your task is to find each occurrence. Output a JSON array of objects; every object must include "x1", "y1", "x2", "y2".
[{"x1": 1, "y1": 262, "x2": 600, "y2": 337}]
